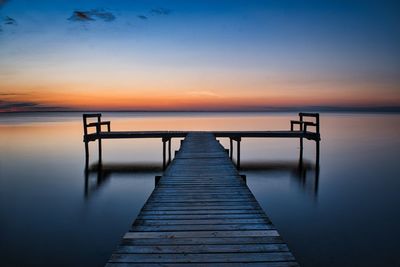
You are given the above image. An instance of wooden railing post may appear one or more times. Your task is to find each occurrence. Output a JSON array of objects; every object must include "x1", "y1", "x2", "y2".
[
  {"x1": 168, "y1": 138, "x2": 172, "y2": 164},
  {"x1": 83, "y1": 115, "x2": 89, "y2": 169},
  {"x1": 96, "y1": 115, "x2": 102, "y2": 163},
  {"x1": 162, "y1": 137, "x2": 167, "y2": 170},
  {"x1": 299, "y1": 113, "x2": 304, "y2": 153},
  {"x1": 229, "y1": 138, "x2": 233, "y2": 159},
  {"x1": 236, "y1": 137, "x2": 241, "y2": 170}
]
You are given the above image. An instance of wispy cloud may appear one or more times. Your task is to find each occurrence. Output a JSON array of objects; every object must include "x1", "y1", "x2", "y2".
[
  {"x1": 150, "y1": 8, "x2": 172, "y2": 16},
  {"x1": 137, "y1": 15, "x2": 148, "y2": 20},
  {"x1": 186, "y1": 91, "x2": 221, "y2": 98},
  {"x1": 0, "y1": 16, "x2": 17, "y2": 33},
  {"x1": 3, "y1": 16, "x2": 17, "y2": 25},
  {"x1": 136, "y1": 7, "x2": 171, "y2": 21},
  {"x1": 0, "y1": 99, "x2": 67, "y2": 112},
  {"x1": 0, "y1": 100, "x2": 37, "y2": 110},
  {"x1": 0, "y1": 92, "x2": 26, "y2": 96},
  {"x1": 68, "y1": 9, "x2": 116, "y2": 23}
]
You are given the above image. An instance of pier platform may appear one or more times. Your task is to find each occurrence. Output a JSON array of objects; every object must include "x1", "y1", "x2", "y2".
[{"x1": 106, "y1": 132, "x2": 299, "y2": 266}]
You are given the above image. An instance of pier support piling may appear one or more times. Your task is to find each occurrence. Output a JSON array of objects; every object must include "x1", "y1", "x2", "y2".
[
  {"x1": 229, "y1": 138, "x2": 233, "y2": 159},
  {"x1": 168, "y1": 138, "x2": 171, "y2": 164},
  {"x1": 162, "y1": 138, "x2": 166, "y2": 170},
  {"x1": 162, "y1": 137, "x2": 172, "y2": 170},
  {"x1": 235, "y1": 137, "x2": 241, "y2": 170}
]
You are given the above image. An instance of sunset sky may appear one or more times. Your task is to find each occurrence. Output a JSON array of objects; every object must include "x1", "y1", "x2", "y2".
[{"x1": 0, "y1": 0, "x2": 399, "y2": 111}]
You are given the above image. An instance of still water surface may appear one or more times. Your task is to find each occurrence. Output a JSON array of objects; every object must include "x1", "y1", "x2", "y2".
[{"x1": 0, "y1": 112, "x2": 399, "y2": 267}]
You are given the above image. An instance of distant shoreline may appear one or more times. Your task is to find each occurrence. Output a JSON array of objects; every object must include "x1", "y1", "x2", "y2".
[{"x1": 1, "y1": 106, "x2": 400, "y2": 114}]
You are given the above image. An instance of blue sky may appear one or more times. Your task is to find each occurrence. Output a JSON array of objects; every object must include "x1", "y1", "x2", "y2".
[{"x1": 1, "y1": 0, "x2": 399, "y2": 111}]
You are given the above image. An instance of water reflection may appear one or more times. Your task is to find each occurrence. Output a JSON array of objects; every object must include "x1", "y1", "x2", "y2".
[
  {"x1": 84, "y1": 162, "x2": 161, "y2": 198},
  {"x1": 2, "y1": 113, "x2": 399, "y2": 267},
  {"x1": 242, "y1": 160, "x2": 319, "y2": 197},
  {"x1": 84, "y1": 158, "x2": 319, "y2": 200}
]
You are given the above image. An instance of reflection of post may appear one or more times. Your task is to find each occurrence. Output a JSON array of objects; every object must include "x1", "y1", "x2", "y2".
[
  {"x1": 84, "y1": 141, "x2": 89, "y2": 170},
  {"x1": 314, "y1": 158, "x2": 320, "y2": 196},
  {"x1": 314, "y1": 140, "x2": 320, "y2": 196},
  {"x1": 297, "y1": 151, "x2": 304, "y2": 180},
  {"x1": 299, "y1": 139, "x2": 303, "y2": 168},
  {"x1": 84, "y1": 168, "x2": 89, "y2": 198},
  {"x1": 316, "y1": 140, "x2": 320, "y2": 172},
  {"x1": 97, "y1": 161, "x2": 103, "y2": 186}
]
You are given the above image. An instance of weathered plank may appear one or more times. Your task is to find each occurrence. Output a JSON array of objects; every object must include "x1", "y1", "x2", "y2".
[
  {"x1": 106, "y1": 262, "x2": 299, "y2": 267},
  {"x1": 120, "y1": 236, "x2": 285, "y2": 245},
  {"x1": 106, "y1": 133, "x2": 298, "y2": 266},
  {"x1": 114, "y1": 243, "x2": 289, "y2": 253},
  {"x1": 109, "y1": 252, "x2": 295, "y2": 263}
]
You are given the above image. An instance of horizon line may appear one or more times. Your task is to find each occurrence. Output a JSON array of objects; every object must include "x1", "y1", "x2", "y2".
[{"x1": 1, "y1": 105, "x2": 400, "y2": 114}]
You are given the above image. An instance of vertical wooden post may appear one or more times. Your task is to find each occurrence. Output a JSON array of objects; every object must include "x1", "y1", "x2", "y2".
[
  {"x1": 316, "y1": 140, "x2": 320, "y2": 169},
  {"x1": 229, "y1": 138, "x2": 233, "y2": 159},
  {"x1": 162, "y1": 138, "x2": 167, "y2": 170},
  {"x1": 168, "y1": 138, "x2": 172, "y2": 164},
  {"x1": 299, "y1": 113, "x2": 304, "y2": 153},
  {"x1": 84, "y1": 142, "x2": 89, "y2": 170},
  {"x1": 298, "y1": 144, "x2": 303, "y2": 174},
  {"x1": 155, "y1": 175, "x2": 162, "y2": 187},
  {"x1": 83, "y1": 115, "x2": 90, "y2": 168},
  {"x1": 236, "y1": 137, "x2": 241, "y2": 170},
  {"x1": 96, "y1": 116, "x2": 102, "y2": 163},
  {"x1": 315, "y1": 113, "x2": 320, "y2": 176}
]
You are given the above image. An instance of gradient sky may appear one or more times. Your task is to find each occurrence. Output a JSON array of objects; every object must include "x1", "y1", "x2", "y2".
[{"x1": 1, "y1": 0, "x2": 399, "y2": 111}]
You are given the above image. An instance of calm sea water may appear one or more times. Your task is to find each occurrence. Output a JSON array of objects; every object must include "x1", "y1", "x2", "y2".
[{"x1": 0, "y1": 112, "x2": 399, "y2": 267}]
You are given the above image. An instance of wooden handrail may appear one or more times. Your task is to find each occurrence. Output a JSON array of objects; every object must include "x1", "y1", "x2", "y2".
[
  {"x1": 299, "y1": 112, "x2": 319, "y2": 117},
  {"x1": 291, "y1": 113, "x2": 320, "y2": 134},
  {"x1": 290, "y1": 120, "x2": 302, "y2": 131},
  {"x1": 303, "y1": 121, "x2": 317, "y2": 132},
  {"x1": 83, "y1": 113, "x2": 111, "y2": 140},
  {"x1": 87, "y1": 121, "x2": 111, "y2": 132},
  {"x1": 83, "y1": 113, "x2": 101, "y2": 118}
]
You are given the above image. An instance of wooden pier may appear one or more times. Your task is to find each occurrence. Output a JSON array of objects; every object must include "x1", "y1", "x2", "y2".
[
  {"x1": 83, "y1": 113, "x2": 320, "y2": 170},
  {"x1": 106, "y1": 132, "x2": 299, "y2": 266},
  {"x1": 82, "y1": 113, "x2": 321, "y2": 266}
]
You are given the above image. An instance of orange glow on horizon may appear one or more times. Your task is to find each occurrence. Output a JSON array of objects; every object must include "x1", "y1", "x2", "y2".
[{"x1": 1, "y1": 78, "x2": 400, "y2": 112}]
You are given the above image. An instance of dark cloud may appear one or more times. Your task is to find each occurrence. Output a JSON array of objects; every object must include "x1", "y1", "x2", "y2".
[
  {"x1": 68, "y1": 9, "x2": 116, "y2": 22},
  {"x1": 0, "y1": 100, "x2": 37, "y2": 111},
  {"x1": 0, "y1": 0, "x2": 9, "y2": 8},
  {"x1": 137, "y1": 15, "x2": 147, "y2": 20},
  {"x1": 0, "y1": 92, "x2": 25, "y2": 96},
  {"x1": 3, "y1": 16, "x2": 17, "y2": 25},
  {"x1": 0, "y1": 99, "x2": 67, "y2": 112},
  {"x1": 68, "y1": 11, "x2": 94, "y2": 22},
  {"x1": 150, "y1": 8, "x2": 171, "y2": 15},
  {"x1": 91, "y1": 9, "x2": 116, "y2": 22}
]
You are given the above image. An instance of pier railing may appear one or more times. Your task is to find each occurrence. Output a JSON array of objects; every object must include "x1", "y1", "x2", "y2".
[
  {"x1": 290, "y1": 112, "x2": 320, "y2": 168},
  {"x1": 83, "y1": 113, "x2": 111, "y2": 164},
  {"x1": 82, "y1": 112, "x2": 320, "y2": 171},
  {"x1": 290, "y1": 112, "x2": 320, "y2": 135}
]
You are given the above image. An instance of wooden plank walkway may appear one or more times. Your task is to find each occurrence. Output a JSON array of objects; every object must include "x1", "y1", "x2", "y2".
[{"x1": 106, "y1": 133, "x2": 299, "y2": 266}]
